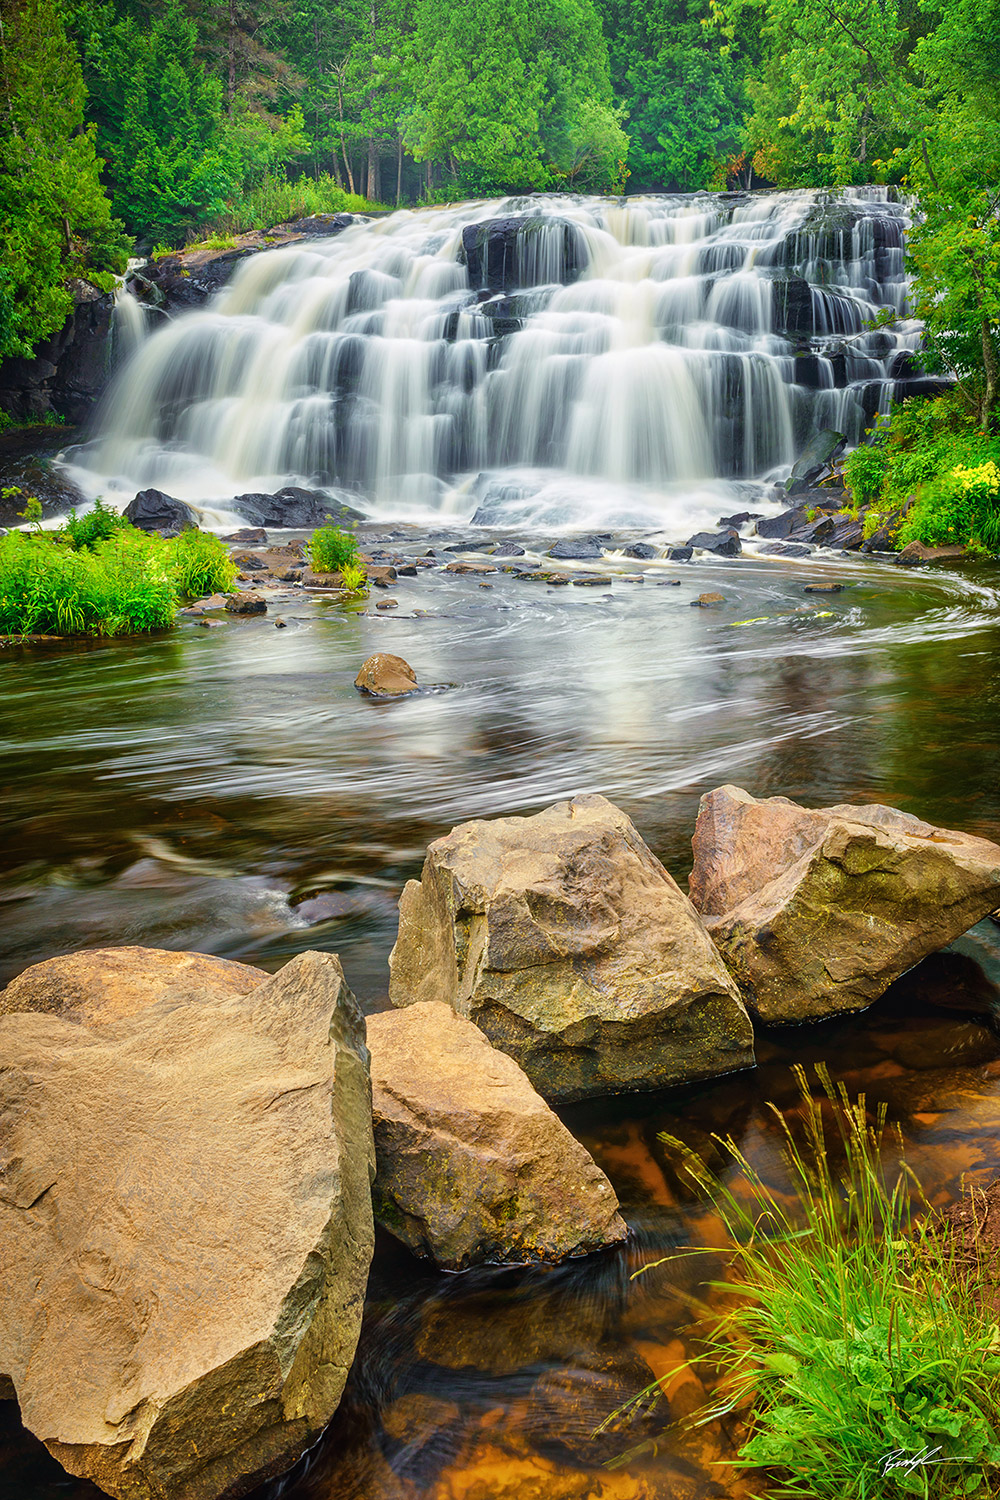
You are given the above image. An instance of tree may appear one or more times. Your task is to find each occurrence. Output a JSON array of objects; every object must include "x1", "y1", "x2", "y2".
[{"x1": 0, "y1": 0, "x2": 128, "y2": 358}]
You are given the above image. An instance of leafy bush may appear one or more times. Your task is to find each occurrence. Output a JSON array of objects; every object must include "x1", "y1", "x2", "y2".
[
  {"x1": 205, "y1": 175, "x2": 378, "y2": 238},
  {"x1": 647, "y1": 1069, "x2": 1000, "y2": 1500},
  {"x1": 843, "y1": 441, "x2": 888, "y2": 505},
  {"x1": 0, "y1": 528, "x2": 177, "y2": 636},
  {"x1": 168, "y1": 527, "x2": 238, "y2": 597},
  {"x1": 900, "y1": 461, "x2": 1000, "y2": 552},
  {"x1": 63, "y1": 498, "x2": 130, "y2": 550},
  {"x1": 309, "y1": 525, "x2": 358, "y2": 572},
  {"x1": 340, "y1": 561, "x2": 368, "y2": 594}
]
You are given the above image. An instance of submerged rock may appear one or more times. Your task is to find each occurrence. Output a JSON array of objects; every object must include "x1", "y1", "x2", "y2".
[
  {"x1": 0, "y1": 948, "x2": 375, "y2": 1500},
  {"x1": 689, "y1": 785, "x2": 1000, "y2": 1023},
  {"x1": 367, "y1": 1001, "x2": 628, "y2": 1269},
  {"x1": 355, "y1": 652, "x2": 418, "y2": 697},
  {"x1": 388, "y1": 793, "x2": 754, "y2": 1103}
]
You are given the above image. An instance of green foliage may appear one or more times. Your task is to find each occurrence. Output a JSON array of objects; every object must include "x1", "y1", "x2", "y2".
[
  {"x1": 309, "y1": 525, "x2": 359, "y2": 572},
  {"x1": 647, "y1": 1068, "x2": 1000, "y2": 1499},
  {"x1": 62, "y1": 497, "x2": 129, "y2": 549},
  {"x1": 0, "y1": 528, "x2": 177, "y2": 635},
  {"x1": 843, "y1": 442, "x2": 889, "y2": 506},
  {"x1": 205, "y1": 175, "x2": 375, "y2": 237},
  {"x1": 0, "y1": 0, "x2": 129, "y2": 359},
  {"x1": 339, "y1": 561, "x2": 368, "y2": 594},
  {"x1": 168, "y1": 527, "x2": 238, "y2": 597}
]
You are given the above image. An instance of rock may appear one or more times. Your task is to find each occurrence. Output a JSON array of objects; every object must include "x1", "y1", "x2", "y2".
[
  {"x1": 492, "y1": 541, "x2": 526, "y2": 557},
  {"x1": 0, "y1": 949, "x2": 375, "y2": 1500},
  {"x1": 717, "y1": 512, "x2": 762, "y2": 528},
  {"x1": 222, "y1": 528, "x2": 268, "y2": 544},
  {"x1": 692, "y1": 592, "x2": 725, "y2": 606},
  {"x1": 827, "y1": 515, "x2": 864, "y2": 550},
  {"x1": 758, "y1": 542, "x2": 812, "y2": 557},
  {"x1": 0, "y1": 946, "x2": 262, "y2": 1024},
  {"x1": 388, "y1": 793, "x2": 754, "y2": 1103},
  {"x1": 666, "y1": 545, "x2": 692, "y2": 562},
  {"x1": 232, "y1": 487, "x2": 363, "y2": 529},
  {"x1": 375, "y1": 598, "x2": 398, "y2": 610},
  {"x1": 396, "y1": 563, "x2": 418, "y2": 576},
  {"x1": 301, "y1": 567, "x2": 342, "y2": 588},
  {"x1": 0, "y1": 279, "x2": 115, "y2": 425},
  {"x1": 803, "y1": 582, "x2": 844, "y2": 594},
  {"x1": 124, "y1": 489, "x2": 198, "y2": 532},
  {"x1": 462, "y1": 217, "x2": 587, "y2": 293},
  {"x1": 623, "y1": 542, "x2": 657, "y2": 559},
  {"x1": 754, "y1": 508, "x2": 802, "y2": 540},
  {"x1": 0, "y1": 450, "x2": 87, "y2": 525},
  {"x1": 230, "y1": 550, "x2": 267, "y2": 571},
  {"x1": 443, "y1": 561, "x2": 497, "y2": 574},
  {"x1": 788, "y1": 515, "x2": 835, "y2": 546},
  {"x1": 226, "y1": 591, "x2": 267, "y2": 615},
  {"x1": 897, "y1": 540, "x2": 967, "y2": 562},
  {"x1": 355, "y1": 653, "x2": 418, "y2": 698},
  {"x1": 366, "y1": 1002, "x2": 628, "y2": 1269},
  {"x1": 685, "y1": 528, "x2": 741, "y2": 556},
  {"x1": 861, "y1": 505, "x2": 909, "y2": 553},
  {"x1": 547, "y1": 537, "x2": 607, "y2": 561},
  {"x1": 785, "y1": 430, "x2": 846, "y2": 496},
  {"x1": 688, "y1": 785, "x2": 1000, "y2": 1023}
]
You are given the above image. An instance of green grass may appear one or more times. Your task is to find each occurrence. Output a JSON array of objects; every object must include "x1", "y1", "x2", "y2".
[
  {"x1": 0, "y1": 511, "x2": 239, "y2": 635},
  {"x1": 309, "y1": 523, "x2": 359, "y2": 573},
  {"x1": 203, "y1": 174, "x2": 381, "y2": 238},
  {"x1": 641, "y1": 1068, "x2": 1000, "y2": 1500}
]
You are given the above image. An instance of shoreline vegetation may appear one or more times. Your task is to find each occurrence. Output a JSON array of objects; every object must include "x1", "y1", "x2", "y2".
[{"x1": 627, "y1": 1068, "x2": 1000, "y2": 1500}]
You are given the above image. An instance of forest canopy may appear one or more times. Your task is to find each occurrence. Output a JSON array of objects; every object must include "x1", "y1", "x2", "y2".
[{"x1": 0, "y1": 0, "x2": 997, "y2": 421}]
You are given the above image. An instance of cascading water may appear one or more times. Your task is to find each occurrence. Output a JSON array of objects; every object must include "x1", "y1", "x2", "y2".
[{"x1": 69, "y1": 187, "x2": 921, "y2": 529}]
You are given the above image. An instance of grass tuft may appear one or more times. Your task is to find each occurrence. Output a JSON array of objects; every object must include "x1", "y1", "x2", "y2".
[
  {"x1": 638, "y1": 1067, "x2": 1000, "y2": 1499},
  {"x1": 309, "y1": 524, "x2": 358, "y2": 573}
]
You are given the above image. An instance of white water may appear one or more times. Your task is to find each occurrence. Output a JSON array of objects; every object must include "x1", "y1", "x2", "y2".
[{"x1": 69, "y1": 188, "x2": 920, "y2": 531}]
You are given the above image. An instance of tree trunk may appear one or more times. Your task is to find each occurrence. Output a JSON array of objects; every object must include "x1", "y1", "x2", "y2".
[
  {"x1": 366, "y1": 137, "x2": 379, "y2": 202},
  {"x1": 982, "y1": 317, "x2": 999, "y2": 431},
  {"x1": 227, "y1": 0, "x2": 236, "y2": 105},
  {"x1": 396, "y1": 134, "x2": 403, "y2": 205}
]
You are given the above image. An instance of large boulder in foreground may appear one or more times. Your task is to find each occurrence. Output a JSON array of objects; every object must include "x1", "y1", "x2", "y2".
[
  {"x1": 0, "y1": 948, "x2": 375, "y2": 1500},
  {"x1": 689, "y1": 785, "x2": 1000, "y2": 1023},
  {"x1": 367, "y1": 1002, "x2": 628, "y2": 1269},
  {"x1": 388, "y1": 794, "x2": 754, "y2": 1103},
  {"x1": 0, "y1": 944, "x2": 262, "y2": 1023}
]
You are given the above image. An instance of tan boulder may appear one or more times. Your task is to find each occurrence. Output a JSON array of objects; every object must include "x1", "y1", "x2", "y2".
[
  {"x1": 388, "y1": 794, "x2": 753, "y2": 1103},
  {"x1": 355, "y1": 652, "x2": 418, "y2": 698},
  {"x1": 689, "y1": 785, "x2": 1000, "y2": 1022},
  {"x1": 0, "y1": 944, "x2": 263, "y2": 1025},
  {"x1": 367, "y1": 1002, "x2": 627, "y2": 1269},
  {"x1": 0, "y1": 949, "x2": 375, "y2": 1500}
]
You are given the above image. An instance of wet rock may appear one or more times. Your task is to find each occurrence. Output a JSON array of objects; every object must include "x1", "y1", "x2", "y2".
[
  {"x1": 0, "y1": 949, "x2": 375, "y2": 1500},
  {"x1": 803, "y1": 582, "x2": 844, "y2": 594},
  {"x1": 0, "y1": 452, "x2": 86, "y2": 524},
  {"x1": 547, "y1": 537, "x2": 607, "y2": 561},
  {"x1": 657, "y1": 578, "x2": 682, "y2": 587},
  {"x1": 443, "y1": 561, "x2": 497, "y2": 574},
  {"x1": 758, "y1": 541, "x2": 812, "y2": 557},
  {"x1": 717, "y1": 512, "x2": 761, "y2": 528},
  {"x1": 124, "y1": 488, "x2": 198, "y2": 532},
  {"x1": 666, "y1": 545, "x2": 692, "y2": 562},
  {"x1": 685, "y1": 528, "x2": 741, "y2": 556},
  {"x1": 301, "y1": 567, "x2": 342, "y2": 588},
  {"x1": 788, "y1": 515, "x2": 835, "y2": 546},
  {"x1": 754, "y1": 508, "x2": 800, "y2": 540},
  {"x1": 223, "y1": 527, "x2": 267, "y2": 544},
  {"x1": 692, "y1": 592, "x2": 725, "y2": 606},
  {"x1": 367, "y1": 1002, "x2": 627, "y2": 1270},
  {"x1": 396, "y1": 563, "x2": 418, "y2": 576},
  {"x1": 527, "y1": 1347, "x2": 659, "y2": 1465},
  {"x1": 828, "y1": 515, "x2": 864, "y2": 550},
  {"x1": 388, "y1": 793, "x2": 754, "y2": 1103},
  {"x1": 355, "y1": 652, "x2": 418, "y2": 698},
  {"x1": 689, "y1": 785, "x2": 1000, "y2": 1023},
  {"x1": 375, "y1": 598, "x2": 399, "y2": 610},
  {"x1": 230, "y1": 550, "x2": 268, "y2": 571},
  {"x1": 462, "y1": 217, "x2": 587, "y2": 293},
  {"x1": 897, "y1": 540, "x2": 967, "y2": 562},
  {"x1": 226, "y1": 590, "x2": 267, "y2": 615},
  {"x1": 492, "y1": 541, "x2": 526, "y2": 557},
  {"x1": 232, "y1": 487, "x2": 363, "y2": 529},
  {"x1": 571, "y1": 574, "x2": 606, "y2": 586},
  {"x1": 861, "y1": 505, "x2": 909, "y2": 553},
  {"x1": 1, "y1": 945, "x2": 263, "y2": 1023},
  {"x1": 623, "y1": 542, "x2": 657, "y2": 559},
  {"x1": 785, "y1": 429, "x2": 846, "y2": 495},
  {"x1": 0, "y1": 279, "x2": 115, "y2": 424}
]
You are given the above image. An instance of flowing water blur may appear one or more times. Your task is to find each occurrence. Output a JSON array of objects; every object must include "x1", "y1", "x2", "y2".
[{"x1": 4, "y1": 188, "x2": 1000, "y2": 1499}]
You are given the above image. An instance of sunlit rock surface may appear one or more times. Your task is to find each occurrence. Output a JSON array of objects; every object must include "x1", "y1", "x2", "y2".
[
  {"x1": 690, "y1": 785, "x2": 1000, "y2": 1022},
  {"x1": 0, "y1": 949, "x2": 374, "y2": 1500},
  {"x1": 388, "y1": 793, "x2": 754, "y2": 1102},
  {"x1": 368, "y1": 1001, "x2": 628, "y2": 1268}
]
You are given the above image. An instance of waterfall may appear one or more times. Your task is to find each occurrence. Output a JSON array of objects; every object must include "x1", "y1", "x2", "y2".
[{"x1": 70, "y1": 188, "x2": 920, "y2": 529}]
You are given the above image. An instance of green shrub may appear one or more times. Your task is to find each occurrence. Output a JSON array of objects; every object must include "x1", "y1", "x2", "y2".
[
  {"x1": 644, "y1": 1068, "x2": 1000, "y2": 1500},
  {"x1": 309, "y1": 525, "x2": 358, "y2": 573},
  {"x1": 340, "y1": 561, "x2": 368, "y2": 594},
  {"x1": 843, "y1": 440, "x2": 888, "y2": 505},
  {"x1": 0, "y1": 528, "x2": 177, "y2": 635},
  {"x1": 899, "y1": 461, "x2": 1000, "y2": 552},
  {"x1": 168, "y1": 527, "x2": 238, "y2": 597},
  {"x1": 204, "y1": 175, "x2": 380, "y2": 238},
  {"x1": 63, "y1": 497, "x2": 130, "y2": 550}
]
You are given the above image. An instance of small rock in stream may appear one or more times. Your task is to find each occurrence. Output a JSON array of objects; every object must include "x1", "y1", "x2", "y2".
[
  {"x1": 692, "y1": 592, "x2": 726, "y2": 607},
  {"x1": 355, "y1": 653, "x2": 418, "y2": 697},
  {"x1": 225, "y1": 591, "x2": 267, "y2": 615}
]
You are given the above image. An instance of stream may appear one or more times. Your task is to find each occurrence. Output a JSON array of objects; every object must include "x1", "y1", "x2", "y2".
[{"x1": 4, "y1": 187, "x2": 1000, "y2": 1499}]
